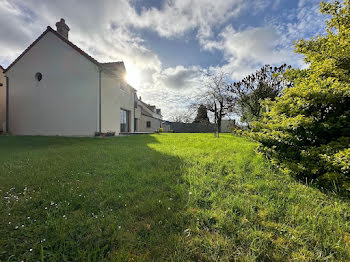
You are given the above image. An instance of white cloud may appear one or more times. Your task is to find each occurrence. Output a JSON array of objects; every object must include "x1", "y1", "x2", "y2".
[
  {"x1": 200, "y1": 25, "x2": 300, "y2": 81},
  {"x1": 133, "y1": 0, "x2": 247, "y2": 39},
  {"x1": 153, "y1": 66, "x2": 201, "y2": 90}
]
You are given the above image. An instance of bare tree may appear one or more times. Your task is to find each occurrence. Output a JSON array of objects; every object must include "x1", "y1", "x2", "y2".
[
  {"x1": 192, "y1": 71, "x2": 233, "y2": 137},
  {"x1": 171, "y1": 111, "x2": 193, "y2": 123}
]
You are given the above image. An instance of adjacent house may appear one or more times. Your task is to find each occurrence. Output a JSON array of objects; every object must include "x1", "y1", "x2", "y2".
[
  {"x1": 3, "y1": 19, "x2": 144, "y2": 136},
  {"x1": 134, "y1": 97, "x2": 162, "y2": 132},
  {"x1": 0, "y1": 66, "x2": 6, "y2": 132}
]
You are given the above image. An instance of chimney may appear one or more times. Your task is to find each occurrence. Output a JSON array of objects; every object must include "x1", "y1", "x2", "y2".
[{"x1": 56, "y1": 18, "x2": 70, "y2": 39}]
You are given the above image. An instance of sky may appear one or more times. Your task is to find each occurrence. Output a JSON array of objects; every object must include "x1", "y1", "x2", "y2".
[{"x1": 0, "y1": 0, "x2": 329, "y2": 120}]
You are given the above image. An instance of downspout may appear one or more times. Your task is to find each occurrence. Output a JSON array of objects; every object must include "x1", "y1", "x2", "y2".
[
  {"x1": 98, "y1": 69, "x2": 102, "y2": 134},
  {"x1": 5, "y1": 76, "x2": 9, "y2": 133},
  {"x1": 133, "y1": 93, "x2": 136, "y2": 132}
]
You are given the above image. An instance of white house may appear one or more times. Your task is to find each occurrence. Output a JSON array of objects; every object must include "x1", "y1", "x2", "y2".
[
  {"x1": 4, "y1": 19, "x2": 138, "y2": 136},
  {"x1": 0, "y1": 65, "x2": 6, "y2": 132}
]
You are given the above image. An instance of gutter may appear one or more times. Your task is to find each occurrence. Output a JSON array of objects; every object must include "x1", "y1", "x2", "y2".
[{"x1": 5, "y1": 76, "x2": 9, "y2": 133}]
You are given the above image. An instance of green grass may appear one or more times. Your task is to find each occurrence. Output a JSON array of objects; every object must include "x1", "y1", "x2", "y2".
[{"x1": 0, "y1": 134, "x2": 349, "y2": 261}]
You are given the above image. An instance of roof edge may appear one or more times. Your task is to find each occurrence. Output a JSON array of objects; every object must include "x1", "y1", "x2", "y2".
[
  {"x1": 4, "y1": 26, "x2": 101, "y2": 73},
  {"x1": 4, "y1": 27, "x2": 51, "y2": 73}
]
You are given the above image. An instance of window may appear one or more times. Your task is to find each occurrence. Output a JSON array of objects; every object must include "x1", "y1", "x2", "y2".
[
  {"x1": 120, "y1": 109, "x2": 130, "y2": 132},
  {"x1": 147, "y1": 121, "x2": 151, "y2": 128},
  {"x1": 35, "y1": 72, "x2": 43, "y2": 81}
]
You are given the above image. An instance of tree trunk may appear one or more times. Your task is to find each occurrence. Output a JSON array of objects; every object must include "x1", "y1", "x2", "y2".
[
  {"x1": 217, "y1": 118, "x2": 222, "y2": 134},
  {"x1": 214, "y1": 104, "x2": 218, "y2": 137}
]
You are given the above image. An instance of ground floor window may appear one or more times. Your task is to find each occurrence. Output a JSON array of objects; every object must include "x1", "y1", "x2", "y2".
[
  {"x1": 147, "y1": 121, "x2": 151, "y2": 128},
  {"x1": 120, "y1": 109, "x2": 130, "y2": 132}
]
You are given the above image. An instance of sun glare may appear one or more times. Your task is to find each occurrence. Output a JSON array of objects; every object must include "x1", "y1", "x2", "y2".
[{"x1": 125, "y1": 68, "x2": 141, "y2": 87}]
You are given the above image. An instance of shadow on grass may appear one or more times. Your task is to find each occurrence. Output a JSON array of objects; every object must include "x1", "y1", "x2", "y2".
[{"x1": 0, "y1": 135, "x2": 188, "y2": 261}]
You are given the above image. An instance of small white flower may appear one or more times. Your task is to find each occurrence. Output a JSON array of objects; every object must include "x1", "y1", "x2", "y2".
[
  {"x1": 8, "y1": 222, "x2": 11, "y2": 224},
  {"x1": 29, "y1": 248, "x2": 33, "y2": 252},
  {"x1": 44, "y1": 207, "x2": 48, "y2": 210},
  {"x1": 189, "y1": 192, "x2": 192, "y2": 195},
  {"x1": 27, "y1": 217, "x2": 30, "y2": 219},
  {"x1": 169, "y1": 198, "x2": 173, "y2": 201},
  {"x1": 168, "y1": 207, "x2": 171, "y2": 210},
  {"x1": 22, "y1": 224, "x2": 24, "y2": 228},
  {"x1": 15, "y1": 226, "x2": 19, "y2": 229},
  {"x1": 118, "y1": 226, "x2": 121, "y2": 229}
]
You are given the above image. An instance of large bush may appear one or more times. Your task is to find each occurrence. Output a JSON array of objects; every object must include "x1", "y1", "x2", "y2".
[{"x1": 250, "y1": 1, "x2": 350, "y2": 186}]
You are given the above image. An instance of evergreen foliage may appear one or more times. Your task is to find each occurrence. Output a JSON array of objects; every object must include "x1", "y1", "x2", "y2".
[
  {"x1": 229, "y1": 64, "x2": 291, "y2": 127},
  {"x1": 193, "y1": 104, "x2": 210, "y2": 123},
  {"x1": 249, "y1": 1, "x2": 350, "y2": 189}
]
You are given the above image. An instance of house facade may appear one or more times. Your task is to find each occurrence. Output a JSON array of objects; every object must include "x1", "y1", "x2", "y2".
[
  {"x1": 4, "y1": 19, "x2": 138, "y2": 136},
  {"x1": 0, "y1": 66, "x2": 6, "y2": 132},
  {"x1": 134, "y1": 98, "x2": 162, "y2": 132}
]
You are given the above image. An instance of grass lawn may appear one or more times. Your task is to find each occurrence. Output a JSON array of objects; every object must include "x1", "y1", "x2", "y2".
[{"x1": 0, "y1": 134, "x2": 349, "y2": 261}]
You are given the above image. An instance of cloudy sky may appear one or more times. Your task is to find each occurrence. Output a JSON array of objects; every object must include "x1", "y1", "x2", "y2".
[{"x1": 0, "y1": 0, "x2": 328, "y2": 120}]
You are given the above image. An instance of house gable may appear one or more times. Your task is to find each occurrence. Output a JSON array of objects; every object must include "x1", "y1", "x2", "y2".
[
  {"x1": 5, "y1": 28, "x2": 100, "y2": 136},
  {"x1": 5, "y1": 27, "x2": 100, "y2": 74}
]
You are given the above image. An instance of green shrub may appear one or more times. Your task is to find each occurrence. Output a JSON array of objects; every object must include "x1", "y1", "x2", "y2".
[{"x1": 250, "y1": 1, "x2": 350, "y2": 184}]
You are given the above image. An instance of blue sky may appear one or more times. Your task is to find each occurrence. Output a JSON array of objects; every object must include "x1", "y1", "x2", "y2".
[{"x1": 0, "y1": 0, "x2": 329, "y2": 119}]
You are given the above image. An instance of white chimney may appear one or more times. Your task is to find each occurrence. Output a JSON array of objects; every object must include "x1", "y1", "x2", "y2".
[{"x1": 56, "y1": 18, "x2": 70, "y2": 39}]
